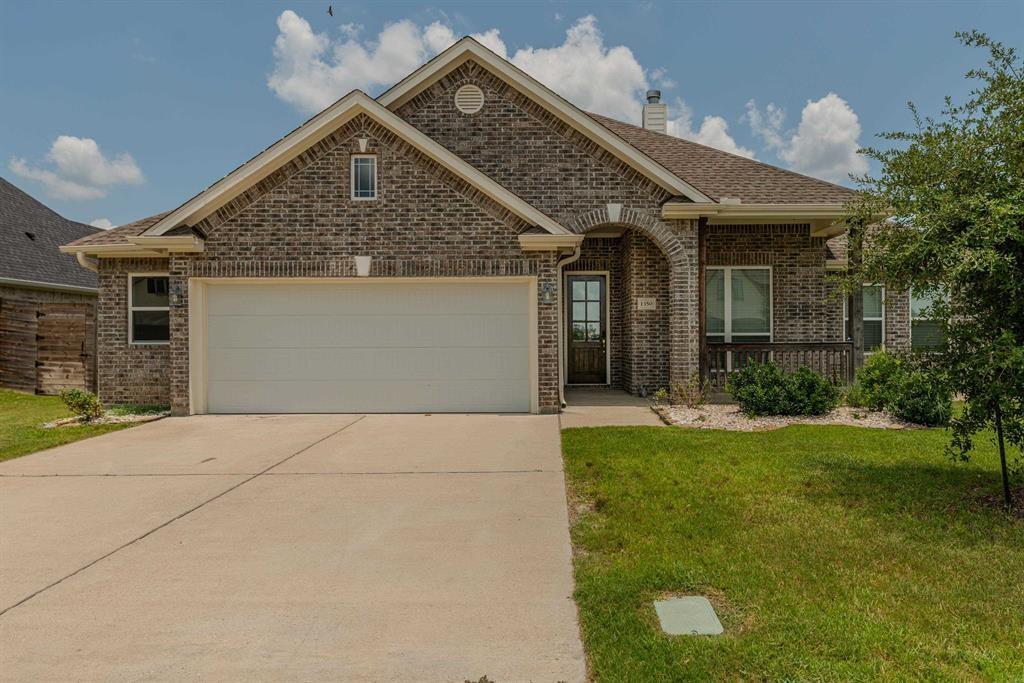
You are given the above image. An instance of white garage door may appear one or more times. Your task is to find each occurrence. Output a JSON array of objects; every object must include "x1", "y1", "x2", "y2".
[{"x1": 203, "y1": 281, "x2": 533, "y2": 413}]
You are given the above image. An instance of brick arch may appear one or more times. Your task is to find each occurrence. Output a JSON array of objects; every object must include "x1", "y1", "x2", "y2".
[
  {"x1": 566, "y1": 205, "x2": 700, "y2": 394},
  {"x1": 567, "y1": 205, "x2": 683, "y2": 262}
]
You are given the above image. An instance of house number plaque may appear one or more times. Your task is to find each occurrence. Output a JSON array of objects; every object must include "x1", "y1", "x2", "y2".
[{"x1": 636, "y1": 297, "x2": 657, "y2": 311}]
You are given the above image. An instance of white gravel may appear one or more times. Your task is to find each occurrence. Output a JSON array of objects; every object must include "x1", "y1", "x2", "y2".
[
  {"x1": 655, "y1": 404, "x2": 919, "y2": 432},
  {"x1": 43, "y1": 412, "x2": 168, "y2": 429}
]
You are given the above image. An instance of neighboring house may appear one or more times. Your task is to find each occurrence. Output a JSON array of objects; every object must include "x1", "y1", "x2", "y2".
[
  {"x1": 60, "y1": 38, "x2": 919, "y2": 415},
  {"x1": 1, "y1": 177, "x2": 101, "y2": 393}
]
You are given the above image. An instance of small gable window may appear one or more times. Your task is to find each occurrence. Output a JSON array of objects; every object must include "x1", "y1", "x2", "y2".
[{"x1": 351, "y1": 155, "x2": 377, "y2": 200}]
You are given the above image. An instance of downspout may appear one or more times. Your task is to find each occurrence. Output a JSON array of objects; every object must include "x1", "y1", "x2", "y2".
[
  {"x1": 76, "y1": 251, "x2": 99, "y2": 272},
  {"x1": 555, "y1": 244, "x2": 582, "y2": 409}
]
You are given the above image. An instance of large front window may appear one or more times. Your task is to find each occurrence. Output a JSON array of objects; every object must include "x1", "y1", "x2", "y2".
[
  {"x1": 129, "y1": 274, "x2": 170, "y2": 344},
  {"x1": 706, "y1": 267, "x2": 772, "y2": 343}
]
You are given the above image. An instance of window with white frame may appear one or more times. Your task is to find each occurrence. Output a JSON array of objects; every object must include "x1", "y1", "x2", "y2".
[
  {"x1": 911, "y1": 290, "x2": 944, "y2": 350},
  {"x1": 129, "y1": 274, "x2": 170, "y2": 344},
  {"x1": 350, "y1": 155, "x2": 377, "y2": 199},
  {"x1": 843, "y1": 285, "x2": 884, "y2": 353},
  {"x1": 706, "y1": 267, "x2": 772, "y2": 343}
]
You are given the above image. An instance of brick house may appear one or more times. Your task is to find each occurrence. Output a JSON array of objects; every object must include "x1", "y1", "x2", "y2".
[
  {"x1": 60, "y1": 38, "x2": 921, "y2": 415},
  {"x1": 1, "y1": 178, "x2": 100, "y2": 394}
]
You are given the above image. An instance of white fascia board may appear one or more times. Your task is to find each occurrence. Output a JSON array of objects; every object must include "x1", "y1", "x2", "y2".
[
  {"x1": 662, "y1": 202, "x2": 848, "y2": 222},
  {"x1": 378, "y1": 38, "x2": 714, "y2": 205},
  {"x1": 518, "y1": 234, "x2": 584, "y2": 251},
  {"x1": 144, "y1": 90, "x2": 570, "y2": 237}
]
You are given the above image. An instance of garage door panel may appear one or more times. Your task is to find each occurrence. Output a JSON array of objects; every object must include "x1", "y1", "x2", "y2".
[
  {"x1": 203, "y1": 281, "x2": 532, "y2": 413},
  {"x1": 207, "y1": 282, "x2": 527, "y2": 317},
  {"x1": 207, "y1": 313, "x2": 527, "y2": 349},
  {"x1": 207, "y1": 347, "x2": 529, "y2": 382},
  {"x1": 207, "y1": 379, "x2": 531, "y2": 414}
]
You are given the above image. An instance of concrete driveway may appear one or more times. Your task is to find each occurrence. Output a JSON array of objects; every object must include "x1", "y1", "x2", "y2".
[{"x1": 0, "y1": 414, "x2": 586, "y2": 682}]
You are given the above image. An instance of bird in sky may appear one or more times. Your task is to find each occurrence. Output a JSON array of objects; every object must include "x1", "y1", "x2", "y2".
[{"x1": 327, "y1": 5, "x2": 333, "y2": 17}]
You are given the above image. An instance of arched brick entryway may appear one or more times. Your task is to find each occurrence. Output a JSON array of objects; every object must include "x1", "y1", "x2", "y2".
[{"x1": 565, "y1": 206, "x2": 700, "y2": 394}]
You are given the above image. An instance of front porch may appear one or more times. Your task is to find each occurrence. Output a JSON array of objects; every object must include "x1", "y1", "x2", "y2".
[{"x1": 562, "y1": 223, "x2": 863, "y2": 402}]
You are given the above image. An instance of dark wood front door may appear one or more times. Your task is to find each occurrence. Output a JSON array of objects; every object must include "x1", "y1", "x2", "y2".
[{"x1": 567, "y1": 274, "x2": 607, "y2": 384}]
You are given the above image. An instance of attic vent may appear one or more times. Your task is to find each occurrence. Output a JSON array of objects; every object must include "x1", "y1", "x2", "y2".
[{"x1": 454, "y1": 84, "x2": 484, "y2": 114}]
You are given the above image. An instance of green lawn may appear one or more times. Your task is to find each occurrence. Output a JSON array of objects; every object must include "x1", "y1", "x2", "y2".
[
  {"x1": 0, "y1": 389, "x2": 134, "y2": 462},
  {"x1": 563, "y1": 424, "x2": 1024, "y2": 681}
]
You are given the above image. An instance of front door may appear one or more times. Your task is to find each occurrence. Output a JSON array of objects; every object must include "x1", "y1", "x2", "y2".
[{"x1": 567, "y1": 274, "x2": 607, "y2": 384}]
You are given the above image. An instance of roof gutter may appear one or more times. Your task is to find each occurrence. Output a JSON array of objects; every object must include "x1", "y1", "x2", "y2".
[
  {"x1": 661, "y1": 202, "x2": 850, "y2": 237},
  {"x1": 59, "y1": 235, "x2": 206, "y2": 260},
  {"x1": 0, "y1": 275, "x2": 97, "y2": 294}
]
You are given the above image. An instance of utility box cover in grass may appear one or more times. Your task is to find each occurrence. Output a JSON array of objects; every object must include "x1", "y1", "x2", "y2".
[{"x1": 654, "y1": 596, "x2": 724, "y2": 635}]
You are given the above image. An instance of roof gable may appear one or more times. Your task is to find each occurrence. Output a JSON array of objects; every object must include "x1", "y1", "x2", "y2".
[
  {"x1": 144, "y1": 91, "x2": 571, "y2": 237},
  {"x1": 0, "y1": 177, "x2": 100, "y2": 290},
  {"x1": 377, "y1": 38, "x2": 713, "y2": 204}
]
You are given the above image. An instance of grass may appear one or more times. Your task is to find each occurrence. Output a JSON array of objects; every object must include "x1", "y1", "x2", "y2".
[
  {"x1": 0, "y1": 389, "x2": 135, "y2": 462},
  {"x1": 562, "y1": 424, "x2": 1024, "y2": 681}
]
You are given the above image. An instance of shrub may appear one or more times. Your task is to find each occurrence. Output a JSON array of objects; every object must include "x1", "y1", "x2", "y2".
[
  {"x1": 671, "y1": 372, "x2": 708, "y2": 409},
  {"x1": 856, "y1": 351, "x2": 906, "y2": 411},
  {"x1": 728, "y1": 362, "x2": 840, "y2": 417},
  {"x1": 891, "y1": 369, "x2": 953, "y2": 426},
  {"x1": 843, "y1": 382, "x2": 869, "y2": 408},
  {"x1": 727, "y1": 362, "x2": 789, "y2": 416},
  {"x1": 59, "y1": 388, "x2": 104, "y2": 421},
  {"x1": 785, "y1": 366, "x2": 842, "y2": 416}
]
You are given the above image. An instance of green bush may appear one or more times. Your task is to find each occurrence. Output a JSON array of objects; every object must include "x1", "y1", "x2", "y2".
[
  {"x1": 891, "y1": 369, "x2": 953, "y2": 426},
  {"x1": 843, "y1": 382, "x2": 869, "y2": 408},
  {"x1": 856, "y1": 351, "x2": 906, "y2": 411},
  {"x1": 785, "y1": 366, "x2": 842, "y2": 416},
  {"x1": 727, "y1": 362, "x2": 788, "y2": 416},
  {"x1": 59, "y1": 388, "x2": 104, "y2": 421},
  {"x1": 728, "y1": 362, "x2": 839, "y2": 417}
]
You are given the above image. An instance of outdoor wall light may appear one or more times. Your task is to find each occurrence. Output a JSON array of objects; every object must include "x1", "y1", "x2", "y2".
[
  {"x1": 170, "y1": 284, "x2": 184, "y2": 308},
  {"x1": 354, "y1": 255, "x2": 372, "y2": 277},
  {"x1": 541, "y1": 281, "x2": 556, "y2": 304}
]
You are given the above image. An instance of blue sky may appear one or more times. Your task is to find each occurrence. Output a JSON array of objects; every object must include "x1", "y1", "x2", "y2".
[{"x1": 1, "y1": 0, "x2": 1019, "y2": 228}]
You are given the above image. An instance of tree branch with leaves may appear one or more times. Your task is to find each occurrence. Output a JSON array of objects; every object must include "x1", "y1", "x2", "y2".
[{"x1": 843, "y1": 30, "x2": 1023, "y2": 510}]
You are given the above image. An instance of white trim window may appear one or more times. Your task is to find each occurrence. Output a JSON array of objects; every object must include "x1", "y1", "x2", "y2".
[
  {"x1": 911, "y1": 290, "x2": 944, "y2": 350},
  {"x1": 350, "y1": 155, "x2": 377, "y2": 199},
  {"x1": 128, "y1": 274, "x2": 170, "y2": 344},
  {"x1": 843, "y1": 284, "x2": 885, "y2": 353},
  {"x1": 706, "y1": 266, "x2": 773, "y2": 343}
]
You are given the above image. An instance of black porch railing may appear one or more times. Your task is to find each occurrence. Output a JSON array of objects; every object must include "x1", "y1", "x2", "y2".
[{"x1": 703, "y1": 342, "x2": 855, "y2": 394}]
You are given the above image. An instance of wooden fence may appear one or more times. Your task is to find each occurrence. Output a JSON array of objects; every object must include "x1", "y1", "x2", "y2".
[
  {"x1": 0, "y1": 297, "x2": 96, "y2": 394},
  {"x1": 703, "y1": 341, "x2": 855, "y2": 394}
]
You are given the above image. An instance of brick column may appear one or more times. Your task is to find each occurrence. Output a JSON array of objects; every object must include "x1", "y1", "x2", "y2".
[
  {"x1": 168, "y1": 255, "x2": 190, "y2": 416},
  {"x1": 667, "y1": 219, "x2": 700, "y2": 388}
]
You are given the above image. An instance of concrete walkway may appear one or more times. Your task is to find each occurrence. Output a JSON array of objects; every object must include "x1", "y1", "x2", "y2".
[
  {"x1": 560, "y1": 387, "x2": 665, "y2": 428},
  {"x1": 0, "y1": 414, "x2": 586, "y2": 682}
]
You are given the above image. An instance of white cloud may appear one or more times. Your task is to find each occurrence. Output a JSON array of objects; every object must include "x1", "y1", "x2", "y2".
[
  {"x1": 502, "y1": 16, "x2": 645, "y2": 122},
  {"x1": 8, "y1": 136, "x2": 144, "y2": 201},
  {"x1": 267, "y1": 12, "x2": 751, "y2": 157},
  {"x1": 667, "y1": 99, "x2": 755, "y2": 158},
  {"x1": 89, "y1": 218, "x2": 114, "y2": 229},
  {"x1": 745, "y1": 94, "x2": 868, "y2": 182}
]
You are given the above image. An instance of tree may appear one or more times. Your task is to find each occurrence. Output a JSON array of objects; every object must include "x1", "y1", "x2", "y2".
[{"x1": 844, "y1": 31, "x2": 1024, "y2": 510}]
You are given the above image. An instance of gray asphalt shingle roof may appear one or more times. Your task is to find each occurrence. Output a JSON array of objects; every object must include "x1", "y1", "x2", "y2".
[
  {"x1": 0, "y1": 177, "x2": 101, "y2": 290},
  {"x1": 590, "y1": 113, "x2": 859, "y2": 204}
]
